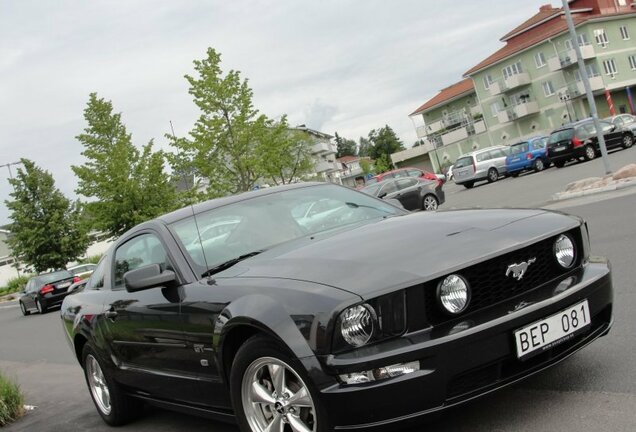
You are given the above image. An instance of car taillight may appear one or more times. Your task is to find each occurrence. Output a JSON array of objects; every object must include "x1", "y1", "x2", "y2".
[
  {"x1": 526, "y1": 153, "x2": 532, "y2": 160},
  {"x1": 572, "y1": 136, "x2": 583, "y2": 147},
  {"x1": 73, "y1": 276, "x2": 81, "y2": 283},
  {"x1": 40, "y1": 284, "x2": 54, "y2": 294}
]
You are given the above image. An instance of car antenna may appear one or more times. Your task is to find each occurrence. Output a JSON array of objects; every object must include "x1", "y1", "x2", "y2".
[{"x1": 170, "y1": 120, "x2": 212, "y2": 281}]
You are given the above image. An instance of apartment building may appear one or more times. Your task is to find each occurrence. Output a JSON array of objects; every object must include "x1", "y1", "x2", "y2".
[
  {"x1": 291, "y1": 125, "x2": 340, "y2": 181},
  {"x1": 408, "y1": 0, "x2": 636, "y2": 172}
]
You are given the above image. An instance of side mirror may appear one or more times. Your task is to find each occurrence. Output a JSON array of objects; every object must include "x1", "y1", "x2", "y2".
[
  {"x1": 124, "y1": 264, "x2": 176, "y2": 292},
  {"x1": 378, "y1": 192, "x2": 387, "y2": 199}
]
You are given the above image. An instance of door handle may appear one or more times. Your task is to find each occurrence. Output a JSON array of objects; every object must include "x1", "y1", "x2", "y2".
[{"x1": 105, "y1": 310, "x2": 118, "y2": 320}]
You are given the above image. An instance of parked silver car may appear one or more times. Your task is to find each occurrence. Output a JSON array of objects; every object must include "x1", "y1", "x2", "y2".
[{"x1": 453, "y1": 146, "x2": 509, "y2": 189}]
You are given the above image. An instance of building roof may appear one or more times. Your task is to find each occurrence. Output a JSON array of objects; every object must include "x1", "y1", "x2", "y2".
[
  {"x1": 410, "y1": 78, "x2": 475, "y2": 116},
  {"x1": 464, "y1": 0, "x2": 636, "y2": 76},
  {"x1": 292, "y1": 125, "x2": 333, "y2": 139},
  {"x1": 335, "y1": 155, "x2": 360, "y2": 164}
]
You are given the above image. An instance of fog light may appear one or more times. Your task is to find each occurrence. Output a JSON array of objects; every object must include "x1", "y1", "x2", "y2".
[
  {"x1": 554, "y1": 234, "x2": 575, "y2": 268},
  {"x1": 339, "y1": 361, "x2": 420, "y2": 385},
  {"x1": 437, "y1": 274, "x2": 470, "y2": 314}
]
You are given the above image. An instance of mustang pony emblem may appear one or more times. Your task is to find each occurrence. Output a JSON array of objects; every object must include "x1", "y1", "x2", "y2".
[{"x1": 505, "y1": 258, "x2": 537, "y2": 280}]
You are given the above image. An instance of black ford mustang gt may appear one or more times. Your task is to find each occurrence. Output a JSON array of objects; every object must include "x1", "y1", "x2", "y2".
[{"x1": 61, "y1": 182, "x2": 613, "y2": 432}]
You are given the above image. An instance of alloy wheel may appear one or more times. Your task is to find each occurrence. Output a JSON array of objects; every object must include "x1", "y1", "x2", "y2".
[
  {"x1": 241, "y1": 357, "x2": 317, "y2": 432},
  {"x1": 488, "y1": 169, "x2": 498, "y2": 182},
  {"x1": 423, "y1": 195, "x2": 438, "y2": 211},
  {"x1": 86, "y1": 355, "x2": 112, "y2": 415},
  {"x1": 535, "y1": 159, "x2": 544, "y2": 172},
  {"x1": 585, "y1": 146, "x2": 596, "y2": 160},
  {"x1": 624, "y1": 135, "x2": 634, "y2": 148}
]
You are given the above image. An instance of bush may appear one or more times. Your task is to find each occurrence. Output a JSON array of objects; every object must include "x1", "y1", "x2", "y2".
[
  {"x1": 0, "y1": 275, "x2": 30, "y2": 296},
  {"x1": 0, "y1": 372, "x2": 24, "y2": 426},
  {"x1": 80, "y1": 254, "x2": 103, "y2": 265}
]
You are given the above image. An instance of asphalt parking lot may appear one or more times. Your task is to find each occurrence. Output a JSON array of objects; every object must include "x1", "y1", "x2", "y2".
[{"x1": 1, "y1": 149, "x2": 636, "y2": 432}]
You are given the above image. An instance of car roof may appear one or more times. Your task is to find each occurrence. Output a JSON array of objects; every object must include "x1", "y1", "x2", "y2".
[
  {"x1": 551, "y1": 117, "x2": 597, "y2": 131},
  {"x1": 457, "y1": 145, "x2": 506, "y2": 158},
  {"x1": 510, "y1": 136, "x2": 545, "y2": 145},
  {"x1": 375, "y1": 167, "x2": 422, "y2": 177}
]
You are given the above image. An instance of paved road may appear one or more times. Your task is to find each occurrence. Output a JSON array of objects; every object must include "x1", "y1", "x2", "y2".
[{"x1": 2, "y1": 159, "x2": 636, "y2": 431}]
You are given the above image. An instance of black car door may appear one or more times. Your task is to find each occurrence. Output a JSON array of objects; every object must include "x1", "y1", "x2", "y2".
[
  {"x1": 22, "y1": 279, "x2": 36, "y2": 309},
  {"x1": 100, "y1": 231, "x2": 197, "y2": 405},
  {"x1": 600, "y1": 121, "x2": 622, "y2": 148},
  {"x1": 394, "y1": 178, "x2": 421, "y2": 210}
]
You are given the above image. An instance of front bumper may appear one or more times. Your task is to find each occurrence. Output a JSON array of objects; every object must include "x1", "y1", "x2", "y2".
[{"x1": 313, "y1": 260, "x2": 613, "y2": 430}]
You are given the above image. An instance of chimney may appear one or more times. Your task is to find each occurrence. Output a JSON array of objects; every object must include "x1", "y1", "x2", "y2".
[{"x1": 539, "y1": 4, "x2": 554, "y2": 12}]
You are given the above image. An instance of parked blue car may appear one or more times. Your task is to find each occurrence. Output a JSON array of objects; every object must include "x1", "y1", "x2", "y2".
[{"x1": 506, "y1": 136, "x2": 550, "y2": 177}]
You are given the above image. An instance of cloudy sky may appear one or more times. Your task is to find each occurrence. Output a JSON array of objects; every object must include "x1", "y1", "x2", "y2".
[{"x1": 0, "y1": 0, "x2": 549, "y2": 225}]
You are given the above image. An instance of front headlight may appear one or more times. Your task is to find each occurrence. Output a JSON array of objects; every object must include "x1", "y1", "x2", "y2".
[
  {"x1": 437, "y1": 274, "x2": 470, "y2": 314},
  {"x1": 554, "y1": 234, "x2": 576, "y2": 268},
  {"x1": 340, "y1": 304, "x2": 376, "y2": 348}
]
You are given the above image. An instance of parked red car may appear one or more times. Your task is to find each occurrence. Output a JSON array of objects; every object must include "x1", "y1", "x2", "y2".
[{"x1": 365, "y1": 167, "x2": 440, "y2": 186}]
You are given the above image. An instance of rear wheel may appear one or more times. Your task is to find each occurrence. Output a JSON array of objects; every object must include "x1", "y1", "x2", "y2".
[
  {"x1": 422, "y1": 195, "x2": 439, "y2": 211},
  {"x1": 82, "y1": 344, "x2": 142, "y2": 426},
  {"x1": 487, "y1": 168, "x2": 498, "y2": 183},
  {"x1": 463, "y1": 182, "x2": 474, "y2": 189},
  {"x1": 623, "y1": 134, "x2": 634, "y2": 149},
  {"x1": 19, "y1": 301, "x2": 30, "y2": 316},
  {"x1": 584, "y1": 145, "x2": 596, "y2": 161},
  {"x1": 35, "y1": 299, "x2": 47, "y2": 314},
  {"x1": 554, "y1": 160, "x2": 566, "y2": 168},
  {"x1": 231, "y1": 335, "x2": 326, "y2": 432},
  {"x1": 533, "y1": 159, "x2": 545, "y2": 172}
]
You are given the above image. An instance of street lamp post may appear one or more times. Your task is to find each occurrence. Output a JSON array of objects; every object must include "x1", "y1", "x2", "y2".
[{"x1": 0, "y1": 161, "x2": 22, "y2": 179}]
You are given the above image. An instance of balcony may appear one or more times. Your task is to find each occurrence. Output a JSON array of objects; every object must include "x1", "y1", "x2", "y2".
[
  {"x1": 311, "y1": 141, "x2": 336, "y2": 155},
  {"x1": 560, "y1": 75, "x2": 605, "y2": 98},
  {"x1": 513, "y1": 101, "x2": 540, "y2": 118},
  {"x1": 497, "y1": 109, "x2": 515, "y2": 123},
  {"x1": 314, "y1": 160, "x2": 340, "y2": 173},
  {"x1": 547, "y1": 44, "x2": 596, "y2": 72},
  {"x1": 441, "y1": 127, "x2": 469, "y2": 146},
  {"x1": 489, "y1": 73, "x2": 531, "y2": 96}
]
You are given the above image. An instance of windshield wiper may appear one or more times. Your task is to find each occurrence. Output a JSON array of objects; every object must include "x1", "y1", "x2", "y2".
[
  {"x1": 345, "y1": 202, "x2": 395, "y2": 215},
  {"x1": 201, "y1": 250, "x2": 265, "y2": 278}
]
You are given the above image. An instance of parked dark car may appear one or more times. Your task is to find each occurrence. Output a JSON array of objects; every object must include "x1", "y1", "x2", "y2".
[
  {"x1": 605, "y1": 113, "x2": 636, "y2": 134},
  {"x1": 364, "y1": 166, "x2": 439, "y2": 186},
  {"x1": 20, "y1": 270, "x2": 80, "y2": 315},
  {"x1": 61, "y1": 183, "x2": 613, "y2": 432},
  {"x1": 360, "y1": 177, "x2": 445, "y2": 211},
  {"x1": 547, "y1": 118, "x2": 634, "y2": 168},
  {"x1": 506, "y1": 136, "x2": 550, "y2": 176}
]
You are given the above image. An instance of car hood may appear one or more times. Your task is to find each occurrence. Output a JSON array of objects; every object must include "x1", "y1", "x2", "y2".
[{"x1": 223, "y1": 209, "x2": 580, "y2": 299}]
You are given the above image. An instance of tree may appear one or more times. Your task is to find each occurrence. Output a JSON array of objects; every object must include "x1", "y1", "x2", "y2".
[
  {"x1": 169, "y1": 48, "x2": 297, "y2": 196},
  {"x1": 358, "y1": 137, "x2": 372, "y2": 157},
  {"x1": 258, "y1": 119, "x2": 315, "y2": 185},
  {"x1": 367, "y1": 125, "x2": 405, "y2": 161},
  {"x1": 359, "y1": 159, "x2": 372, "y2": 175},
  {"x1": 373, "y1": 154, "x2": 393, "y2": 174},
  {"x1": 73, "y1": 93, "x2": 178, "y2": 237},
  {"x1": 334, "y1": 132, "x2": 357, "y2": 158},
  {"x1": 6, "y1": 159, "x2": 88, "y2": 272}
]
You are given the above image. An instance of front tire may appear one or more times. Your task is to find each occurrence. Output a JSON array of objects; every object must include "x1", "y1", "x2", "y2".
[
  {"x1": 20, "y1": 301, "x2": 30, "y2": 316},
  {"x1": 487, "y1": 168, "x2": 498, "y2": 183},
  {"x1": 584, "y1": 144, "x2": 596, "y2": 161},
  {"x1": 623, "y1": 134, "x2": 634, "y2": 149},
  {"x1": 231, "y1": 335, "x2": 326, "y2": 432},
  {"x1": 422, "y1": 194, "x2": 439, "y2": 211},
  {"x1": 82, "y1": 344, "x2": 142, "y2": 426}
]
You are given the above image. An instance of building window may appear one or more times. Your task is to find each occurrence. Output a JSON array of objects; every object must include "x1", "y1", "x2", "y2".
[
  {"x1": 490, "y1": 102, "x2": 500, "y2": 118},
  {"x1": 574, "y1": 63, "x2": 600, "y2": 81},
  {"x1": 602, "y1": 58, "x2": 618, "y2": 78},
  {"x1": 577, "y1": 33, "x2": 589, "y2": 46},
  {"x1": 629, "y1": 55, "x2": 636, "y2": 70},
  {"x1": 565, "y1": 39, "x2": 573, "y2": 50},
  {"x1": 594, "y1": 29, "x2": 609, "y2": 47},
  {"x1": 483, "y1": 74, "x2": 494, "y2": 90},
  {"x1": 534, "y1": 52, "x2": 546, "y2": 68},
  {"x1": 542, "y1": 81, "x2": 556, "y2": 97},
  {"x1": 502, "y1": 61, "x2": 523, "y2": 80},
  {"x1": 620, "y1": 26, "x2": 630, "y2": 40},
  {"x1": 618, "y1": 0, "x2": 627, "y2": 6}
]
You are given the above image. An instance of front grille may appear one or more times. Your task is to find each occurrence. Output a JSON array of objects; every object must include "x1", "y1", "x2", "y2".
[{"x1": 423, "y1": 229, "x2": 581, "y2": 326}]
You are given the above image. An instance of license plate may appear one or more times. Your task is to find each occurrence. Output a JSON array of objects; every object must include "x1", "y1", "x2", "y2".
[
  {"x1": 514, "y1": 300, "x2": 590, "y2": 360},
  {"x1": 554, "y1": 146, "x2": 566, "y2": 152},
  {"x1": 512, "y1": 157, "x2": 521, "y2": 162},
  {"x1": 58, "y1": 282, "x2": 71, "y2": 288}
]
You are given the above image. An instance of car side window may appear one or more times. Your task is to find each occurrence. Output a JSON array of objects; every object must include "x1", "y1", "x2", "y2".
[
  {"x1": 114, "y1": 234, "x2": 168, "y2": 288},
  {"x1": 624, "y1": 116, "x2": 635, "y2": 124},
  {"x1": 614, "y1": 117, "x2": 624, "y2": 126},
  {"x1": 600, "y1": 121, "x2": 614, "y2": 132},
  {"x1": 396, "y1": 178, "x2": 418, "y2": 190},
  {"x1": 393, "y1": 170, "x2": 408, "y2": 178},
  {"x1": 490, "y1": 149, "x2": 505, "y2": 159},
  {"x1": 406, "y1": 169, "x2": 422, "y2": 177},
  {"x1": 86, "y1": 258, "x2": 107, "y2": 290},
  {"x1": 379, "y1": 181, "x2": 398, "y2": 196},
  {"x1": 476, "y1": 152, "x2": 489, "y2": 162}
]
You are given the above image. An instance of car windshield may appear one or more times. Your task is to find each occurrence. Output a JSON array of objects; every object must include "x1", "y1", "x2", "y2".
[
  {"x1": 170, "y1": 184, "x2": 404, "y2": 273},
  {"x1": 455, "y1": 156, "x2": 473, "y2": 168},
  {"x1": 36, "y1": 270, "x2": 73, "y2": 284},
  {"x1": 549, "y1": 129, "x2": 574, "y2": 144}
]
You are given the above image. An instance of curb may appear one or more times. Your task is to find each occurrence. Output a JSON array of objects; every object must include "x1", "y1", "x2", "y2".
[{"x1": 552, "y1": 179, "x2": 636, "y2": 201}]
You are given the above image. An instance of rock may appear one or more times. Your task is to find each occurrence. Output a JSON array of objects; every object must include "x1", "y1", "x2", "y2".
[
  {"x1": 612, "y1": 163, "x2": 636, "y2": 181},
  {"x1": 565, "y1": 177, "x2": 602, "y2": 192}
]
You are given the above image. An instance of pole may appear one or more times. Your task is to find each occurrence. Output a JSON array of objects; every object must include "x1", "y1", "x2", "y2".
[
  {"x1": 562, "y1": 0, "x2": 611, "y2": 175},
  {"x1": 0, "y1": 161, "x2": 21, "y2": 179}
]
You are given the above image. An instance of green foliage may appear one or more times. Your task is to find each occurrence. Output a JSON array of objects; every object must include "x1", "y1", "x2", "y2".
[
  {"x1": 0, "y1": 275, "x2": 30, "y2": 296},
  {"x1": 359, "y1": 159, "x2": 372, "y2": 175},
  {"x1": 373, "y1": 154, "x2": 393, "y2": 174},
  {"x1": 367, "y1": 125, "x2": 405, "y2": 162},
  {"x1": 6, "y1": 160, "x2": 89, "y2": 273},
  {"x1": 73, "y1": 93, "x2": 178, "y2": 237},
  {"x1": 170, "y1": 48, "x2": 312, "y2": 196},
  {"x1": 0, "y1": 372, "x2": 24, "y2": 426},
  {"x1": 334, "y1": 132, "x2": 357, "y2": 158},
  {"x1": 357, "y1": 137, "x2": 372, "y2": 157},
  {"x1": 80, "y1": 254, "x2": 103, "y2": 265},
  {"x1": 258, "y1": 122, "x2": 315, "y2": 185}
]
